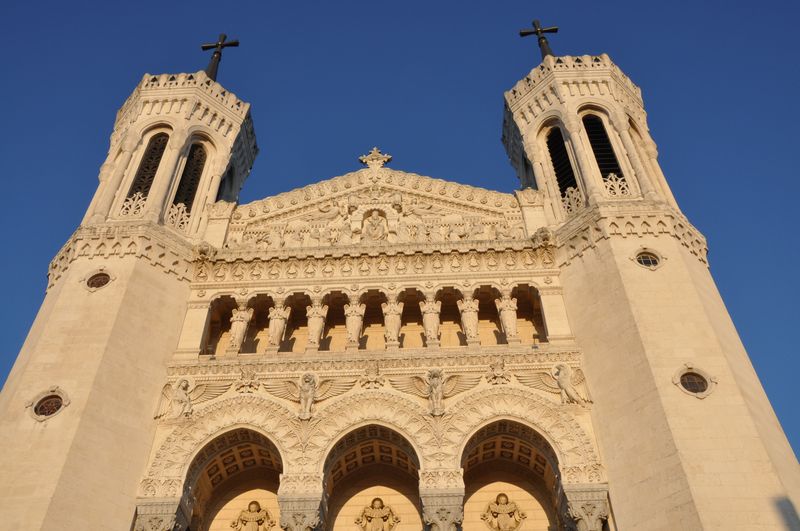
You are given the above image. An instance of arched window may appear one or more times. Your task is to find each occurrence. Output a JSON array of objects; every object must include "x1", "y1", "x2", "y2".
[
  {"x1": 545, "y1": 127, "x2": 578, "y2": 196},
  {"x1": 582, "y1": 115, "x2": 623, "y2": 180},
  {"x1": 126, "y1": 133, "x2": 168, "y2": 199},
  {"x1": 172, "y1": 143, "x2": 207, "y2": 212}
]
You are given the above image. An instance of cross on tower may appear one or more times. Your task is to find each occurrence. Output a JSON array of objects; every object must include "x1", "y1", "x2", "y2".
[
  {"x1": 201, "y1": 33, "x2": 240, "y2": 82},
  {"x1": 519, "y1": 20, "x2": 559, "y2": 60}
]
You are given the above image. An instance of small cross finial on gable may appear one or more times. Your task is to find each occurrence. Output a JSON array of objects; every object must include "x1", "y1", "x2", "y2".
[{"x1": 359, "y1": 147, "x2": 392, "y2": 169}]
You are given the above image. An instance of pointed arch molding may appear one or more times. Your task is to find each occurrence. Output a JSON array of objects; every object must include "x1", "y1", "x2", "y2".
[{"x1": 139, "y1": 387, "x2": 604, "y2": 498}]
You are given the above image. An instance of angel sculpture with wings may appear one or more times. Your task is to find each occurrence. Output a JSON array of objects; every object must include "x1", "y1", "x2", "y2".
[
  {"x1": 154, "y1": 379, "x2": 230, "y2": 419},
  {"x1": 389, "y1": 368, "x2": 481, "y2": 416},
  {"x1": 516, "y1": 364, "x2": 590, "y2": 406},
  {"x1": 262, "y1": 373, "x2": 356, "y2": 420}
]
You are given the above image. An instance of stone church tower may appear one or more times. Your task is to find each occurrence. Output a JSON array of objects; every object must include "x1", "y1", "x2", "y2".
[{"x1": 0, "y1": 30, "x2": 798, "y2": 531}]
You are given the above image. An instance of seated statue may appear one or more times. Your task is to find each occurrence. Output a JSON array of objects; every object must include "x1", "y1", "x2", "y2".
[
  {"x1": 230, "y1": 500, "x2": 275, "y2": 531},
  {"x1": 355, "y1": 497, "x2": 400, "y2": 530},
  {"x1": 481, "y1": 493, "x2": 526, "y2": 531}
]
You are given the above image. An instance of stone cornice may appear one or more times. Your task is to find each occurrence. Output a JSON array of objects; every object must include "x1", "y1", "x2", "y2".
[
  {"x1": 167, "y1": 345, "x2": 581, "y2": 378},
  {"x1": 47, "y1": 222, "x2": 195, "y2": 290},
  {"x1": 555, "y1": 200, "x2": 708, "y2": 264}
]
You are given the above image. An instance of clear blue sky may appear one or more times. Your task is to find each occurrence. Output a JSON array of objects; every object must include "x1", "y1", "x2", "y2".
[{"x1": 1, "y1": 1, "x2": 797, "y2": 455}]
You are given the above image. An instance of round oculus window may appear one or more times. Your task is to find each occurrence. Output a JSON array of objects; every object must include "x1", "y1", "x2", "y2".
[
  {"x1": 679, "y1": 372, "x2": 709, "y2": 394},
  {"x1": 635, "y1": 251, "x2": 660, "y2": 269},
  {"x1": 34, "y1": 395, "x2": 64, "y2": 417},
  {"x1": 86, "y1": 272, "x2": 111, "y2": 289}
]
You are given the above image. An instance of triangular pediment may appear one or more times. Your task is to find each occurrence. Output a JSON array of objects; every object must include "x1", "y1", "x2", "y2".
[{"x1": 227, "y1": 166, "x2": 527, "y2": 250}]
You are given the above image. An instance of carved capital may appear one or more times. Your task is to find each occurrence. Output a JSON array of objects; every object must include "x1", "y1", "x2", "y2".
[
  {"x1": 419, "y1": 469, "x2": 465, "y2": 493},
  {"x1": 563, "y1": 485, "x2": 609, "y2": 531},
  {"x1": 134, "y1": 499, "x2": 188, "y2": 531},
  {"x1": 277, "y1": 496, "x2": 322, "y2": 531},
  {"x1": 421, "y1": 493, "x2": 464, "y2": 531}
]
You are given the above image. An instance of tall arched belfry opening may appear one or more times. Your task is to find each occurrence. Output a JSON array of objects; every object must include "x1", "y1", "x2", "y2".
[{"x1": 1, "y1": 21, "x2": 798, "y2": 531}]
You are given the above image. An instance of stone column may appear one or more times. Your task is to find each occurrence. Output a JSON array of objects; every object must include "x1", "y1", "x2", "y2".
[
  {"x1": 305, "y1": 302, "x2": 328, "y2": 353},
  {"x1": 133, "y1": 498, "x2": 189, "y2": 531},
  {"x1": 144, "y1": 130, "x2": 188, "y2": 223},
  {"x1": 419, "y1": 469, "x2": 465, "y2": 531},
  {"x1": 538, "y1": 287, "x2": 574, "y2": 344},
  {"x1": 611, "y1": 115, "x2": 660, "y2": 202},
  {"x1": 419, "y1": 297, "x2": 441, "y2": 348},
  {"x1": 456, "y1": 296, "x2": 480, "y2": 347},
  {"x1": 381, "y1": 298, "x2": 403, "y2": 350},
  {"x1": 89, "y1": 134, "x2": 139, "y2": 223},
  {"x1": 277, "y1": 473, "x2": 323, "y2": 531},
  {"x1": 563, "y1": 485, "x2": 609, "y2": 531},
  {"x1": 174, "y1": 302, "x2": 212, "y2": 361},
  {"x1": 494, "y1": 294, "x2": 520, "y2": 345},
  {"x1": 563, "y1": 116, "x2": 603, "y2": 206},
  {"x1": 344, "y1": 302, "x2": 366, "y2": 350},
  {"x1": 266, "y1": 306, "x2": 291, "y2": 353},
  {"x1": 226, "y1": 302, "x2": 253, "y2": 355},
  {"x1": 642, "y1": 136, "x2": 681, "y2": 209}
]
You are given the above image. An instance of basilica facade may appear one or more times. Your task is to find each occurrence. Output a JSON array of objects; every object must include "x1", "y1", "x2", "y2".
[{"x1": 0, "y1": 37, "x2": 798, "y2": 531}]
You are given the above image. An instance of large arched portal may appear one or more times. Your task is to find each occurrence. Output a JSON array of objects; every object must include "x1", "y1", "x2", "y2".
[
  {"x1": 184, "y1": 428, "x2": 283, "y2": 531},
  {"x1": 323, "y1": 425, "x2": 423, "y2": 530},
  {"x1": 462, "y1": 420, "x2": 562, "y2": 530}
]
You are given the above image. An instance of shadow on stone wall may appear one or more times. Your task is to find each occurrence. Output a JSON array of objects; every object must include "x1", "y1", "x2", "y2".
[{"x1": 776, "y1": 497, "x2": 800, "y2": 530}]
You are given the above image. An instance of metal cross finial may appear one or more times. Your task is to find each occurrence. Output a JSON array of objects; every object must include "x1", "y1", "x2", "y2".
[
  {"x1": 519, "y1": 20, "x2": 559, "y2": 60},
  {"x1": 201, "y1": 33, "x2": 240, "y2": 82}
]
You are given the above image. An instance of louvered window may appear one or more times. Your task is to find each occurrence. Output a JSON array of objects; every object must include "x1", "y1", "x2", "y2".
[
  {"x1": 172, "y1": 144, "x2": 207, "y2": 212},
  {"x1": 126, "y1": 133, "x2": 168, "y2": 198},
  {"x1": 582, "y1": 115, "x2": 623, "y2": 179},
  {"x1": 545, "y1": 127, "x2": 578, "y2": 196}
]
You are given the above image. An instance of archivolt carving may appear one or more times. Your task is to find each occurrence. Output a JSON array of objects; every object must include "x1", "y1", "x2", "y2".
[
  {"x1": 142, "y1": 395, "x2": 299, "y2": 496},
  {"x1": 442, "y1": 387, "x2": 602, "y2": 482},
  {"x1": 305, "y1": 392, "x2": 434, "y2": 474}
]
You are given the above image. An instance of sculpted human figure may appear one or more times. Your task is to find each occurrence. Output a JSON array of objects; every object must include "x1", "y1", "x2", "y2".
[
  {"x1": 355, "y1": 497, "x2": 400, "y2": 531},
  {"x1": 231, "y1": 500, "x2": 275, "y2": 531},
  {"x1": 381, "y1": 300, "x2": 404, "y2": 344},
  {"x1": 481, "y1": 493, "x2": 526, "y2": 531},
  {"x1": 267, "y1": 306, "x2": 291, "y2": 348},
  {"x1": 363, "y1": 210, "x2": 389, "y2": 241},
  {"x1": 495, "y1": 295, "x2": 519, "y2": 341},
  {"x1": 228, "y1": 306, "x2": 254, "y2": 352},
  {"x1": 457, "y1": 297, "x2": 480, "y2": 342},
  {"x1": 419, "y1": 299, "x2": 442, "y2": 344},
  {"x1": 427, "y1": 368, "x2": 445, "y2": 416},
  {"x1": 344, "y1": 302, "x2": 366, "y2": 345},
  {"x1": 305, "y1": 303, "x2": 329, "y2": 348},
  {"x1": 167, "y1": 379, "x2": 192, "y2": 417}
]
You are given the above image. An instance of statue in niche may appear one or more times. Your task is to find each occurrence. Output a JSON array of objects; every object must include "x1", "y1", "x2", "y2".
[
  {"x1": 305, "y1": 303, "x2": 329, "y2": 347},
  {"x1": 228, "y1": 306, "x2": 254, "y2": 352},
  {"x1": 419, "y1": 299, "x2": 442, "y2": 343},
  {"x1": 481, "y1": 493, "x2": 526, "y2": 531},
  {"x1": 154, "y1": 379, "x2": 230, "y2": 419},
  {"x1": 495, "y1": 296, "x2": 519, "y2": 340},
  {"x1": 344, "y1": 302, "x2": 366, "y2": 344},
  {"x1": 389, "y1": 368, "x2": 481, "y2": 416},
  {"x1": 381, "y1": 300, "x2": 404, "y2": 343},
  {"x1": 516, "y1": 363, "x2": 590, "y2": 406},
  {"x1": 262, "y1": 373, "x2": 356, "y2": 420},
  {"x1": 355, "y1": 497, "x2": 400, "y2": 531},
  {"x1": 456, "y1": 297, "x2": 480, "y2": 341},
  {"x1": 362, "y1": 210, "x2": 389, "y2": 241},
  {"x1": 267, "y1": 306, "x2": 291, "y2": 348},
  {"x1": 230, "y1": 500, "x2": 275, "y2": 531}
]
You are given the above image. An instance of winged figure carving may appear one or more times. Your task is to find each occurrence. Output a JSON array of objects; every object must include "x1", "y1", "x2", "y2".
[
  {"x1": 154, "y1": 379, "x2": 231, "y2": 419},
  {"x1": 516, "y1": 364, "x2": 590, "y2": 406},
  {"x1": 262, "y1": 373, "x2": 356, "y2": 420},
  {"x1": 389, "y1": 368, "x2": 481, "y2": 416}
]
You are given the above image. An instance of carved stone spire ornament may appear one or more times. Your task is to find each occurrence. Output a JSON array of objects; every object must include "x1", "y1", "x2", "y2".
[{"x1": 358, "y1": 147, "x2": 392, "y2": 169}]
